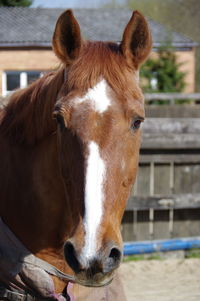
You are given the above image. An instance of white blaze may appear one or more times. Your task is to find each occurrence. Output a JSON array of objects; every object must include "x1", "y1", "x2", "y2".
[
  {"x1": 82, "y1": 141, "x2": 105, "y2": 261},
  {"x1": 75, "y1": 79, "x2": 111, "y2": 113},
  {"x1": 75, "y1": 78, "x2": 111, "y2": 262}
]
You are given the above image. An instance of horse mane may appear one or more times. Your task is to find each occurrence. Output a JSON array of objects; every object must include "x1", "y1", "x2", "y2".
[{"x1": 0, "y1": 68, "x2": 64, "y2": 145}]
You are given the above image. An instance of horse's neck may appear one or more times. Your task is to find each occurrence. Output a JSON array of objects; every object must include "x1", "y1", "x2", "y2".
[
  {"x1": 0, "y1": 134, "x2": 68, "y2": 246},
  {"x1": 0, "y1": 133, "x2": 73, "y2": 290},
  {"x1": 0, "y1": 72, "x2": 73, "y2": 288},
  {"x1": 0, "y1": 69, "x2": 72, "y2": 255}
]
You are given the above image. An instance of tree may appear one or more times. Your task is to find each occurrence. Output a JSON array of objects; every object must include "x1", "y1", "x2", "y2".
[
  {"x1": 140, "y1": 47, "x2": 186, "y2": 93},
  {"x1": 0, "y1": 0, "x2": 32, "y2": 6}
]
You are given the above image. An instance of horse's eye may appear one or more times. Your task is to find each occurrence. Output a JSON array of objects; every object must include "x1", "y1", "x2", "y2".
[
  {"x1": 131, "y1": 118, "x2": 143, "y2": 130},
  {"x1": 54, "y1": 113, "x2": 66, "y2": 130}
]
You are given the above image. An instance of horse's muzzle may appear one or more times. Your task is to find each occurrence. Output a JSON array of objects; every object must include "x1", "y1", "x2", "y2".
[{"x1": 64, "y1": 241, "x2": 122, "y2": 286}]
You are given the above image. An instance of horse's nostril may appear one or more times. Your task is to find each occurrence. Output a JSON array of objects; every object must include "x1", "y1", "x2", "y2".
[
  {"x1": 103, "y1": 246, "x2": 122, "y2": 273},
  {"x1": 64, "y1": 241, "x2": 81, "y2": 273},
  {"x1": 109, "y1": 247, "x2": 122, "y2": 264}
]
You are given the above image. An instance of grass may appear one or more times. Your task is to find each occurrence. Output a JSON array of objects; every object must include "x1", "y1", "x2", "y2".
[
  {"x1": 185, "y1": 248, "x2": 200, "y2": 259},
  {"x1": 123, "y1": 248, "x2": 200, "y2": 262},
  {"x1": 123, "y1": 254, "x2": 162, "y2": 262}
]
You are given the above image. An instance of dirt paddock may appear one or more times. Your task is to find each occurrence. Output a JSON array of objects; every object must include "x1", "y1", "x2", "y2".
[{"x1": 119, "y1": 258, "x2": 200, "y2": 301}]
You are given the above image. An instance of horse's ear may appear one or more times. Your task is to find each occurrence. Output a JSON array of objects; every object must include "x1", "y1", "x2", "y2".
[
  {"x1": 52, "y1": 10, "x2": 83, "y2": 65},
  {"x1": 121, "y1": 11, "x2": 152, "y2": 69}
]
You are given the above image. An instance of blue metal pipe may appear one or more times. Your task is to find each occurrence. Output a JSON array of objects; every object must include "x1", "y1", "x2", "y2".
[{"x1": 123, "y1": 237, "x2": 200, "y2": 255}]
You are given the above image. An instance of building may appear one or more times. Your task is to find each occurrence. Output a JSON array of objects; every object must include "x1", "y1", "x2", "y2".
[{"x1": 0, "y1": 7, "x2": 197, "y2": 96}]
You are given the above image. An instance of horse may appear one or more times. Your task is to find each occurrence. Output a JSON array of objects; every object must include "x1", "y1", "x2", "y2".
[{"x1": 0, "y1": 9, "x2": 152, "y2": 301}]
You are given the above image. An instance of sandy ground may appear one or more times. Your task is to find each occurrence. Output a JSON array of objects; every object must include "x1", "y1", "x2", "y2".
[{"x1": 119, "y1": 259, "x2": 200, "y2": 301}]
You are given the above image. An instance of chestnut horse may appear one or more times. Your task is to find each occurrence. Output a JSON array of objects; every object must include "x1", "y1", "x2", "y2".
[{"x1": 0, "y1": 10, "x2": 151, "y2": 301}]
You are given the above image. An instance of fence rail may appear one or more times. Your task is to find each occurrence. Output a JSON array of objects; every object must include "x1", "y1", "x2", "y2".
[
  {"x1": 141, "y1": 118, "x2": 200, "y2": 149},
  {"x1": 144, "y1": 93, "x2": 200, "y2": 105},
  {"x1": 127, "y1": 194, "x2": 200, "y2": 211}
]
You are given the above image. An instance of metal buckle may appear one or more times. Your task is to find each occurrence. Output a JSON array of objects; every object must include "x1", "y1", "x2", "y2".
[{"x1": 6, "y1": 290, "x2": 25, "y2": 301}]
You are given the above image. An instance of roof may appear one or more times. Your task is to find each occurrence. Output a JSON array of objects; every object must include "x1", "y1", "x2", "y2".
[{"x1": 0, "y1": 7, "x2": 197, "y2": 48}]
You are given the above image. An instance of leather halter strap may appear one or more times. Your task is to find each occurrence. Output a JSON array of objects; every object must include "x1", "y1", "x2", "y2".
[
  {"x1": 0, "y1": 217, "x2": 74, "y2": 301},
  {"x1": 21, "y1": 255, "x2": 75, "y2": 282}
]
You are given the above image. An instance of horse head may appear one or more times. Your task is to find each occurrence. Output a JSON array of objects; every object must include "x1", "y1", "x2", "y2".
[{"x1": 52, "y1": 10, "x2": 152, "y2": 287}]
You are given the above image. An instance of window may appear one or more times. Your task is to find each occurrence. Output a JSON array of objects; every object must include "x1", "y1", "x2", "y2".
[
  {"x1": 6, "y1": 72, "x2": 20, "y2": 91},
  {"x1": 27, "y1": 71, "x2": 42, "y2": 85},
  {"x1": 2, "y1": 71, "x2": 43, "y2": 96}
]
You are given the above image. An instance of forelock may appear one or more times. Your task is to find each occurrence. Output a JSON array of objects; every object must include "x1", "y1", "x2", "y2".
[{"x1": 65, "y1": 41, "x2": 137, "y2": 96}]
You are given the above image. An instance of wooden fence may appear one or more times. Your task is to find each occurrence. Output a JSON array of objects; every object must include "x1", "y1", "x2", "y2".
[{"x1": 122, "y1": 117, "x2": 200, "y2": 242}]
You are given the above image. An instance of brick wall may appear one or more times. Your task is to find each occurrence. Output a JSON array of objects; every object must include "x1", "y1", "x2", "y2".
[
  {"x1": 176, "y1": 49, "x2": 195, "y2": 93},
  {"x1": 0, "y1": 49, "x2": 60, "y2": 95}
]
